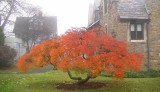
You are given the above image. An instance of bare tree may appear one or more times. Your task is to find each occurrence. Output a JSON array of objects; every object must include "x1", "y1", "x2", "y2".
[
  {"x1": 0, "y1": 0, "x2": 57, "y2": 52},
  {"x1": 0, "y1": 0, "x2": 40, "y2": 30}
]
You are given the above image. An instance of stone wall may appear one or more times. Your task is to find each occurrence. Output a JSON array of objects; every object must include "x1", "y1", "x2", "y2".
[
  {"x1": 99, "y1": 0, "x2": 160, "y2": 70},
  {"x1": 146, "y1": 0, "x2": 160, "y2": 70}
]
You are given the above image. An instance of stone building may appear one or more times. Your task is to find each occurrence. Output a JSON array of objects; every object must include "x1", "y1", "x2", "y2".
[{"x1": 88, "y1": 0, "x2": 160, "y2": 70}]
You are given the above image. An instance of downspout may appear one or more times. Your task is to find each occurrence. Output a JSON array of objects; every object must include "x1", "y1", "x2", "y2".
[
  {"x1": 145, "y1": 0, "x2": 151, "y2": 71},
  {"x1": 146, "y1": 19, "x2": 150, "y2": 71}
]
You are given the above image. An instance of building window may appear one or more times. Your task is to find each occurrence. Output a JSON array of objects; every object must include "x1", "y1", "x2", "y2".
[
  {"x1": 103, "y1": 0, "x2": 108, "y2": 14},
  {"x1": 130, "y1": 21, "x2": 144, "y2": 40}
]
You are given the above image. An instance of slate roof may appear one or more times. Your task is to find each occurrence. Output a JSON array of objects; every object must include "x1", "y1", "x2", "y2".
[
  {"x1": 13, "y1": 16, "x2": 57, "y2": 37},
  {"x1": 13, "y1": 17, "x2": 30, "y2": 35},
  {"x1": 118, "y1": 0, "x2": 149, "y2": 19}
]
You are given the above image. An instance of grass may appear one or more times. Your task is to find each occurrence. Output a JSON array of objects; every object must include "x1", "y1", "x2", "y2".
[{"x1": 0, "y1": 68, "x2": 160, "y2": 92}]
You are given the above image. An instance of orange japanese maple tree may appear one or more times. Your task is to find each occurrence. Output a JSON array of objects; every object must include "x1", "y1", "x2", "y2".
[{"x1": 17, "y1": 27, "x2": 143, "y2": 84}]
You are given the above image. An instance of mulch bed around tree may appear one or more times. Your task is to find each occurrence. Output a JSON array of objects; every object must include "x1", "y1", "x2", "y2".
[{"x1": 55, "y1": 82, "x2": 106, "y2": 90}]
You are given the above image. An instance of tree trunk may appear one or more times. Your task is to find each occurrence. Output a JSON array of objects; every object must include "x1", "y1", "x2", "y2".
[
  {"x1": 67, "y1": 70, "x2": 91, "y2": 85},
  {"x1": 2, "y1": 0, "x2": 15, "y2": 30},
  {"x1": 77, "y1": 75, "x2": 91, "y2": 85},
  {"x1": 26, "y1": 41, "x2": 30, "y2": 53}
]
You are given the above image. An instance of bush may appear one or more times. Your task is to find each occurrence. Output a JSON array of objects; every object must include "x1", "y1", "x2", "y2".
[
  {"x1": 101, "y1": 72, "x2": 113, "y2": 77},
  {"x1": 0, "y1": 45, "x2": 17, "y2": 68},
  {"x1": 125, "y1": 70, "x2": 160, "y2": 78},
  {"x1": 101, "y1": 70, "x2": 160, "y2": 78},
  {"x1": 124, "y1": 71, "x2": 146, "y2": 78}
]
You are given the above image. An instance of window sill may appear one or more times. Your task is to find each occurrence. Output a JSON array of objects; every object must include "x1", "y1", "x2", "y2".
[{"x1": 130, "y1": 40, "x2": 146, "y2": 43}]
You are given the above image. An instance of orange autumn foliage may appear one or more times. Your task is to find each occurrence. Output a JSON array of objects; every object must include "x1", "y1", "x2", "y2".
[{"x1": 17, "y1": 27, "x2": 143, "y2": 79}]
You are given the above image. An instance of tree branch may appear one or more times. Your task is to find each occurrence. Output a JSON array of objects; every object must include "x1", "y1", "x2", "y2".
[
  {"x1": 1, "y1": 4, "x2": 9, "y2": 11},
  {"x1": 67, "y1": 70, "x2": 82, "y2": 81},
  {"x1": 77, "y1": 74, "x2": 91, "y2": 84},
  {"x1": 67, "y1": 70, "x2": 91, "y2": 84},
  {"x1": 1, "y1": 0, "x2": 15, "y2": 30},
  {"x1": 82, "y1": 53, "x2": 86, "y2": 60}
]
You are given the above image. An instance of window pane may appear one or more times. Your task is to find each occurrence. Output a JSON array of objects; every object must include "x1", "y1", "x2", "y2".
[
  {"x1": 137, "y1": 24, "x2": 142, "y2": 31},
  {"x1": 131, "y1": 31, "x2": 136, "y2": 40},
  {"x1": 131, "y1": 24, "x2": 135, "y2": 31},
  {"x1": 130, "y1": 21, "x2": 144, "y2": 40},
  {"x1": 137, "y1": 31, "x2": 143, "y2": 40}
]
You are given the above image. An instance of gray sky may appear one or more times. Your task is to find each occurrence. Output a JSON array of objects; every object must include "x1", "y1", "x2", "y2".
[{"x1": 27, "y1": 0, "x2": 93, "y2": 35}]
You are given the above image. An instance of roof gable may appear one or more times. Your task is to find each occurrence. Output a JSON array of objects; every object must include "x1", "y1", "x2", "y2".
[{"x1": 118, "y1": 0, "x2": 149, "y2": 19}]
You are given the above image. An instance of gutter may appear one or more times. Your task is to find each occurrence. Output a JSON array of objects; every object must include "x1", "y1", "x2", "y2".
[
  {"x1": 145, "y1": 3, "x2": 151, "y2": 15},
  {"x1": 87, "y1": 20, "x2": 100, "y2": 29},
  {"x1": 145, "y1": 0, "x2": 151, "y2": 71}
]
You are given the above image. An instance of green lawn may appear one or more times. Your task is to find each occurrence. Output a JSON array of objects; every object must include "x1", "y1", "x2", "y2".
[{"x1": 0, "y1": 69, "x2": 160, "y2": 92}]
